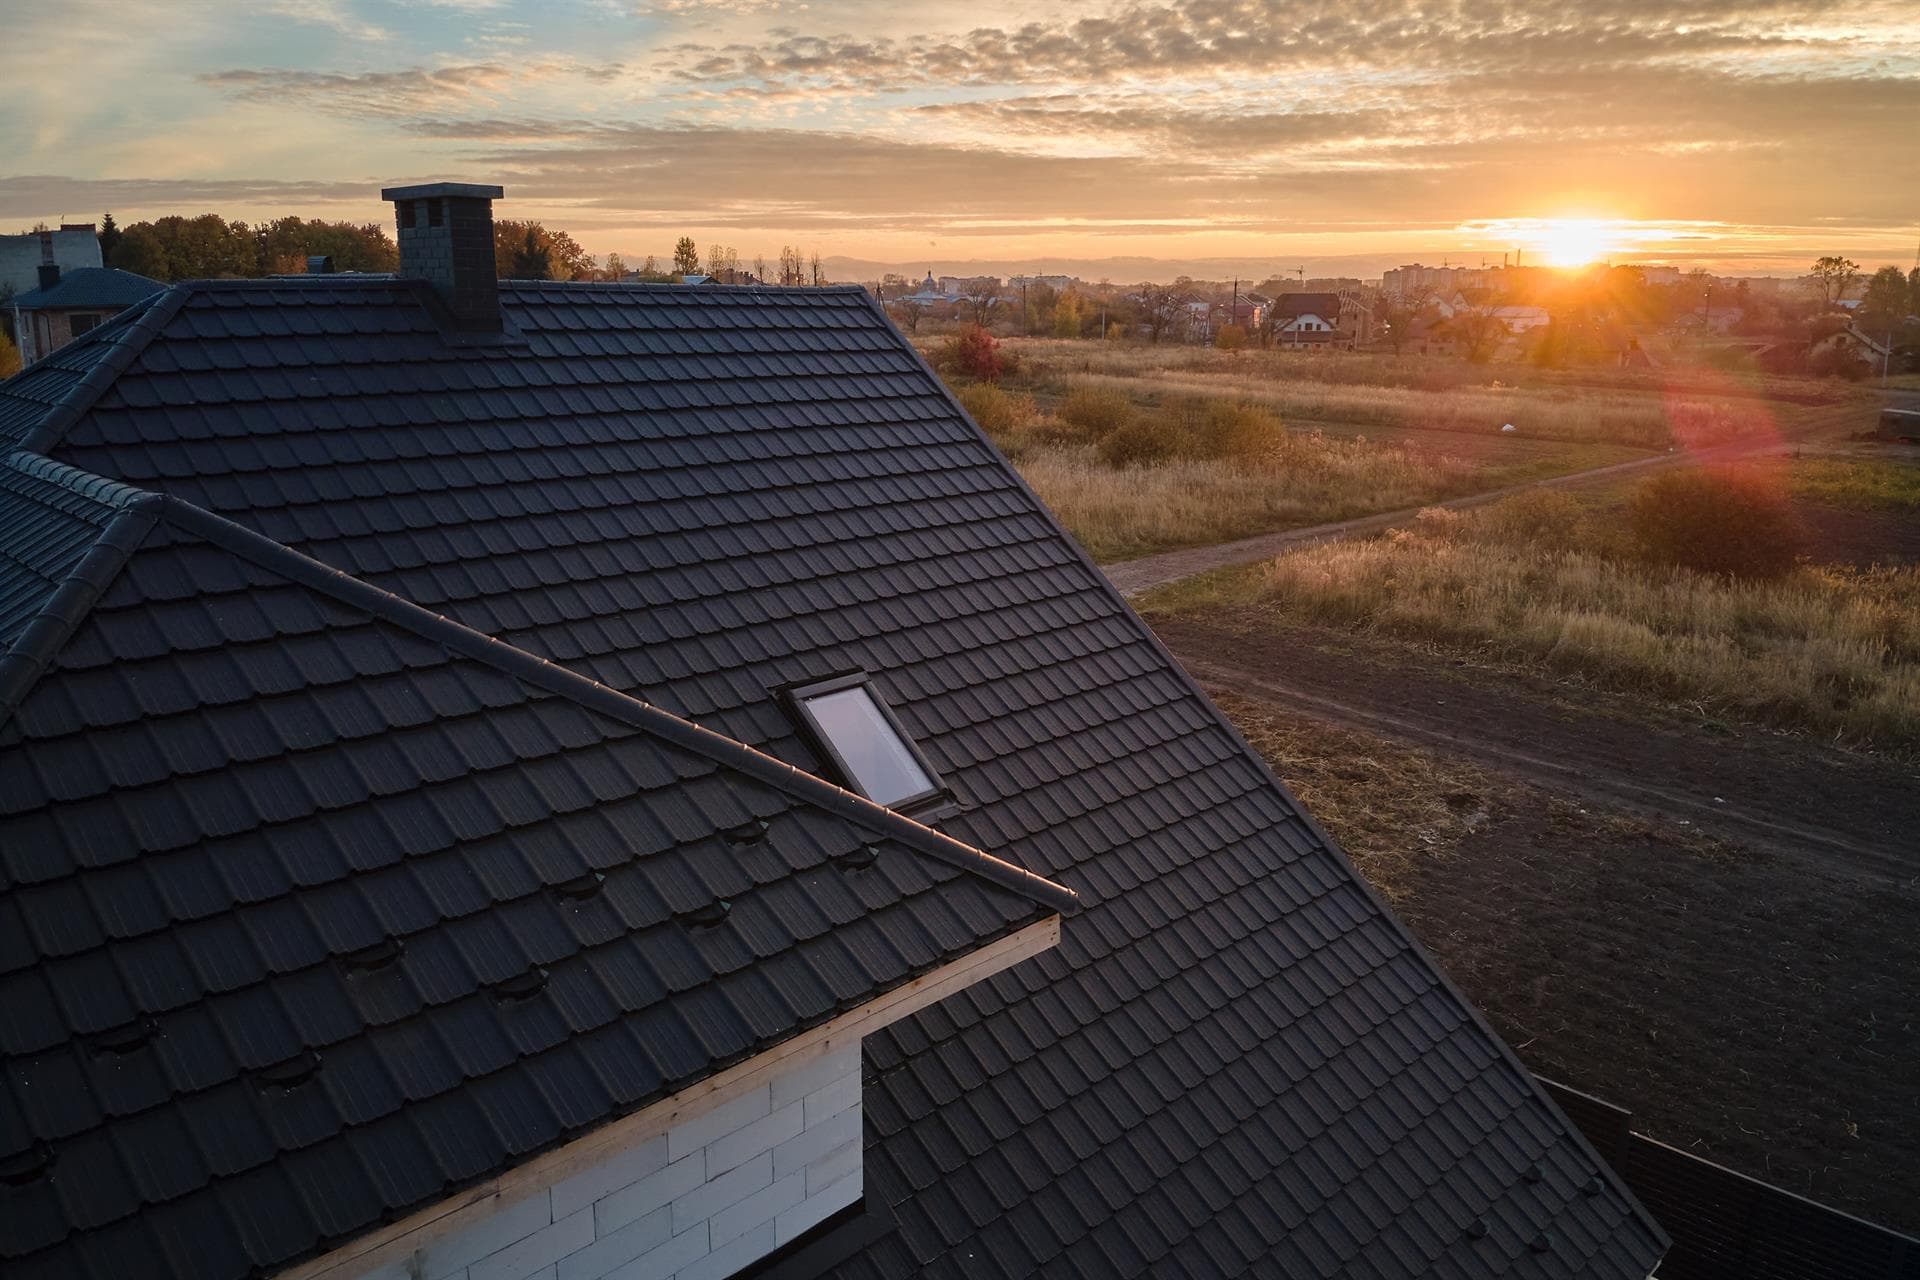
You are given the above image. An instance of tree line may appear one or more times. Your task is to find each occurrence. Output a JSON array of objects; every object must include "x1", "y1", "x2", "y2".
[
  {"x1": 81, "y1": 212, "x2": 832, "y2": 289},
  {"x1": 93, "y1": 213, "x2": 605, "y2": 284}
]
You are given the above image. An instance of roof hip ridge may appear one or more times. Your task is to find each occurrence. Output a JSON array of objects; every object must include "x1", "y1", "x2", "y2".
[
  {"x1": 148, "y1": 493, "x2": 1079, "y2": 916},
  {"x1": 17, "y1": 284, "x2": 188, "y2": 455},
  {"x1": 0, "y1": 455, "x2": 162, "y2": 719}
]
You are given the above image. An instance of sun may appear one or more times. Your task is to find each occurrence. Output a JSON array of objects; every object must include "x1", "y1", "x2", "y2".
[{"x1": 1536, "y1": 219, "x2": 1615, "y2": 267}]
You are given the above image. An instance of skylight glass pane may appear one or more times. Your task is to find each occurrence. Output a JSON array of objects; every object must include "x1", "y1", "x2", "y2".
[{"x1": 801, "y1": 686, "x2": 935, "y2": 807}]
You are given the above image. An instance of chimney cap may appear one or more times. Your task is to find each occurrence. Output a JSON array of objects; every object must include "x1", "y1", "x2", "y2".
[{"x1": 380, "y1": 182, "x2": 504, "y2": 202}]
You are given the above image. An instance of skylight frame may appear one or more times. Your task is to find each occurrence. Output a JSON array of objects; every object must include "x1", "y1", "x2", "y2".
[{"x1": 786, "y1": 672, "x2": 948, "y2": 813}]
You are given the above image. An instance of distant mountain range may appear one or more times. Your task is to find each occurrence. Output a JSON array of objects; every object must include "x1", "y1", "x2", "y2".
[
  {"x1": 822, "y1": 253, "x2": 1407, "y2": 286},
  {"x1": 818, "y1": 252, "x2": 1808, "y2": 286}
]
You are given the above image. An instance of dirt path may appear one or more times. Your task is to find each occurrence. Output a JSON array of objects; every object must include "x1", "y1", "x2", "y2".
[
  {"x1": 1152, "y1": 615, "x2": 1920, "y2": 1233},
  {"x1": 1154, "y1": 616, "x2": 1920, "y2": 879},
  {"x1": 1105, "y1": 402, "x2": 1875, "y2": 595}
]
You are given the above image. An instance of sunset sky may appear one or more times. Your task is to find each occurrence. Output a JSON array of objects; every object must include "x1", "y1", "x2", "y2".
[{"x1": 4, "y1": 0, "x2": 1917, "y2": 279}]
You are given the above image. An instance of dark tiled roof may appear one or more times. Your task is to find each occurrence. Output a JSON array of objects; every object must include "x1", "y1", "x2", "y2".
[
  {"x1": 10, "y1": 267, "x2": 166, "y2": 311},
  {"x1": 0, "y1": 452, "x2": 1067, "y2": 1280},
  {"x1": 0, "y1": 277, "x2": 1667, "y2": 1279},
  {"x1": 1274, "y1": 291, "x2": 1343, "y2": 318}
]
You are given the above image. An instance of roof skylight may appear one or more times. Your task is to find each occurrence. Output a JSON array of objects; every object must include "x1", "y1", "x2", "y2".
[{"x1": 789, "y1": 674, "x2": 944, "y2": 810}]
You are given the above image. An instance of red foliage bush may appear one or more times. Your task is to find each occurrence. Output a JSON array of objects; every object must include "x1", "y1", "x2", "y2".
[{"x1": 940, "y1": 325, "x2": 1004, "y2": 381}]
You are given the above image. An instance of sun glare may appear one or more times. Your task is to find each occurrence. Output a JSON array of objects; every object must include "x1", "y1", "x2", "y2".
[{"x1": 1536, "y1": 219, "x2": 1615, "y2": 267}]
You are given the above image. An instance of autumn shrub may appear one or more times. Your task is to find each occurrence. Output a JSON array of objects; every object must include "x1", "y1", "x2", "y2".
[
  {"x1": 939, "y1": 325, "x2": 1003, "y2": 381},
  {"x1": 1058, "y1": 386, "x2": 1135, "y2": 438},
  {"x1": 1808, "y1": 346, "x2": 1870, "y2": 381},
  {"x1": 1190, "y1": 400, "x2": 1286, "y2": 464},
  {"x1": 1461, "y1": 488, "x2": 1595, "y2": 555},
  {"x1": 955, "y1": 382, "x2": 1033, "y2": 436},
  {"x1": 1098, "y1": 418, "x2": 1181, "y2": 467},
  {"x1": 1214, "y1": 324, "x2": 1247, "y2": 351},
  {"x1": 1629, "y1": 467, "x2": 1806, "y2": 579}
]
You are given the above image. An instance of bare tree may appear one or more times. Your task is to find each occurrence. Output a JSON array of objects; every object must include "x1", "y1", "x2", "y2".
[
  {"x1": 1811, "y1": 255, "x2": 1860, "y2": 307},
  {"x1": 753, "y1": 253, "x2": 768, "y2": 285},
  {"x1": 778, "y1": 246, "x2": 804, "y2": 287},
  {"x1": 705, "y1": 243, "x2": 740, "y2": 282},
  {"x1": 1454, "y1": 306, "x2": 1506, "y2": 363},
  {"x1": 890, "y1": 298, "x2": 925, "y2": 333},
  {"x1": 962, "y1": 279, "x2": 997, "y2": 326},
  {"x1": 1375, "y1": 284, "x2": 1434, "y2": 355},
  {"x1": 809, "y1": 250, "x2": 825, "y2": 286},
  {"x1": 1138, "y1": 281, "x2": 1193, "y2": 345}
]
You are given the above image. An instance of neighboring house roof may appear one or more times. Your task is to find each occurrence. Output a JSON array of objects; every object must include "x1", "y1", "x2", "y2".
[
  {"x1": 1822, "y1": 325, "x2": 1891, "y2": 357},
  {"x1": 0, "y1": 228, "x2": 103, "y2": 298},
  {"x1": 0, "y1": 277, "x2": 1666, "y2": 1280},
  {"x1": 9, "y1": 267, "x2": 165, "y2": 311},
  {"x1": 1272, "y1": 291, "x2": 1341, "y2": 319},
  {"x1": 0, "y1": 446, "x2": 1070, "y2": 1280}
]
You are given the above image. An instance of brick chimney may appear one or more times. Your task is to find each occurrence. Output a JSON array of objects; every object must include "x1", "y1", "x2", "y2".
[
  {"x1": 380, "y1": 182, "x2": 503, "y2": 331},
  {"x1": 37, "y1": 230, "x2": 59, "y2": 291}
]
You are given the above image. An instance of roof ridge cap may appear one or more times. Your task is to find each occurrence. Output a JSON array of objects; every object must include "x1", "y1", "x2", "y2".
[
  {"x1": 17, "y1": 285, "x2": 186, "y2": 455},
  {"x1": 149, "y1": 495, "x2": 1078, "y2": 915},
  {"x1": 3, "y1": 448, "x2": 162, "y2": 513},
  {"x1": 0, "y1": 468, "x2": 160, "y2": 721}
]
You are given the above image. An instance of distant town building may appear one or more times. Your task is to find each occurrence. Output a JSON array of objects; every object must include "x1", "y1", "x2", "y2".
[
  {"x1": 937, "y1": 274, "x2": 1000, "y2": 298},
  {"x1": 9, "y1": 265, "x2": 164, "y2": 364},
  {"x1": 1006, "y1": 274, "x2": 1076, "y2": 292},
  {"x1": 1210, "y1": 299, "x2": 1264, "y2": 330},
  {"x1": 1273, "y1": 292, "x2": 1343, "y2": 344},
  {"x1": 892, "y1": 271, "x2": 953, "y2": 306},
  {"x1": 1381, "y1": 263, "x2": 1499, "y2": 296},
  {"x1": 1814, "y1": 323, "x2": 1890, "y2": 366},
  {"x1": 1492, "y1": 304, "x2": 1552, "y2": 334}
]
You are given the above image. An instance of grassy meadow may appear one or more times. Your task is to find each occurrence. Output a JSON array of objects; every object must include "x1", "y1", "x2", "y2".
[
  {"x1": 956, "y1": 382, "x2": 1490, "y2": 561},
  {"x1": 1067, "y1": 369, "x2": 1765, "y2": 448},
  {"x1": 1143, "y1": 481, "x2": 1920, "y2": 750},
  {"x1": 1788, "y1": 457, "x2": 1920, "y2": 510},
  {"x1": 928, "y1": 333, "x2": 1874, "y2": 562}
]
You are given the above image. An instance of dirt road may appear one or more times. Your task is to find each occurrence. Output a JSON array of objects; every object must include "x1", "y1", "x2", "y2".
[
  {"x1": 1151, "y1": 614, "x2": 1920, "y2": 1234},
  {"x1": 1159, "y1": 625, "x2": 1920, "y2": 880},
  {"x1": 1105, "y1": 401, "x2": 1877, "y2": 595}
]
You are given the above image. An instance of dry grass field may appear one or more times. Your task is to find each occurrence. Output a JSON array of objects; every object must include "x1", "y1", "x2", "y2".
[
  {"x1": 956, "y1": 381, "x2": 1492, "y2": 559},
  {"x1": 991, "y1": 336, "x2": 1864, "y2": 404},
  {"x1": 1070, "y1": 369, "x2": 1764, "y2": 447},
  {"x1": 955, "y1": 374, "x2": 1668, "y2": 560},
  {"x1": 1014, "y1": 441, "x2": 1478, "y2": 562},
  {"x1": 938, "y1": 336, "x2": 1873, "y2": 563},
  {"x1": 1146, "y1": 479, "x2": 1920, "y2": 749}
]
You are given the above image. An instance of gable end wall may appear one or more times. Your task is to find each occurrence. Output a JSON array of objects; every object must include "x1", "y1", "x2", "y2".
[{"x1": 346, "y1": 1044, "x2": 863, "y2": 1280}]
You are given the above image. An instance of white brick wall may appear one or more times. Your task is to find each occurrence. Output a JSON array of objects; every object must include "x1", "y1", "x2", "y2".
[{"x1": 351, "y1": 1043, "x2": 864, "y2": 1280}]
